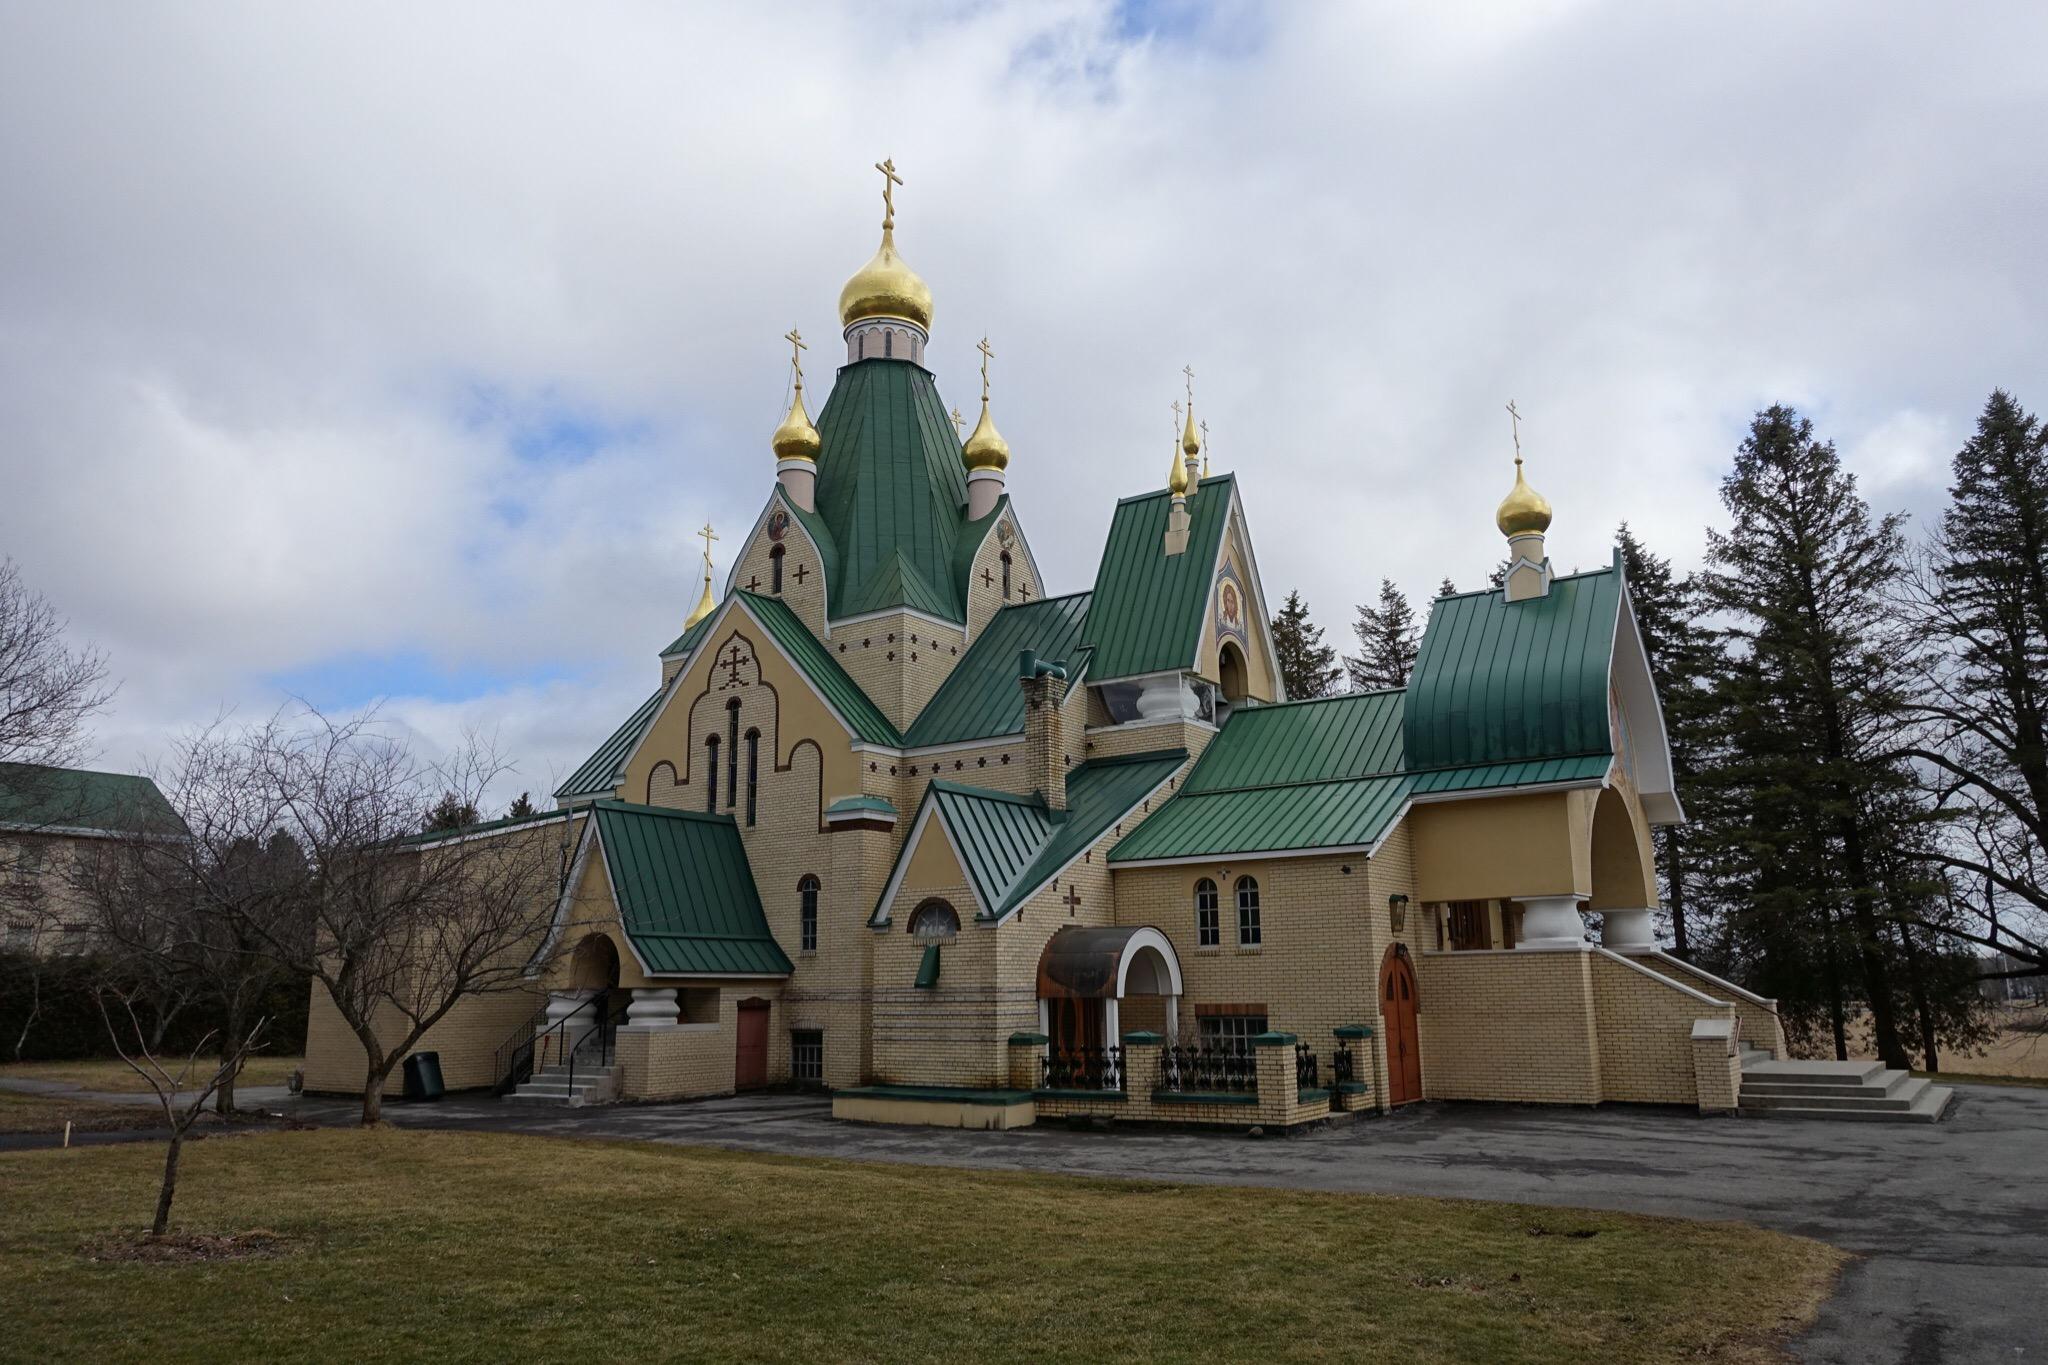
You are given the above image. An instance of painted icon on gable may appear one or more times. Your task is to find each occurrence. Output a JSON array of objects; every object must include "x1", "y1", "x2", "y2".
[
  {"x1": 767, "y1": 508, "x2": 790, "y2": 542},
  {"x1": 1214, "y1": 563, "x2": 1249, "y2": 648}
]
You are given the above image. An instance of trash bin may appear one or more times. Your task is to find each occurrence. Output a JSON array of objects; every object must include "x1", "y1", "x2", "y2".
[{"x1": 401, "y1": 1051, "x2": 445, "y2": 1102}]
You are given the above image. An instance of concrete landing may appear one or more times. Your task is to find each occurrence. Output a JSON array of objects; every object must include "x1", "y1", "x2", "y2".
[{"x1": 1740, "y1": 1059, "x2": 1955, "y2": 1123}]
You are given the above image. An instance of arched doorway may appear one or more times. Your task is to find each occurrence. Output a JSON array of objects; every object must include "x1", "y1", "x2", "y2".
[
  {"x1": 1588, "y1": 786, "x2": 1656, "y2": 948},
  {"x1": 1037, "y1": 926, "x2": 1185, "y2": 1086},
  {"x1": 568, "y1": 933, "x2": 620, "y2": 992},
  {"x1": 1380, "y1": 944, "x2": 1422, "y2": 1106},
  {"x1": 1218, "y1": 642, "x2": 1248, "y2": 705}
]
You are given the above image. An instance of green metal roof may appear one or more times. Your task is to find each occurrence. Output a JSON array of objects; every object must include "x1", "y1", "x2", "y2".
[
  {"x1": 825, "y1": 794, "x2": 897, "y2": 816},
  {"x1": 1080, "y1": 475, "x2": 1235, "y2": 681},
  {"x1": 812, "y1": 358, "x2": 975, "y2": 622},
  {"x1": 0, "y1": 763, "x2": 181, "y2": 835},
  {"x1": 901, "y1": 592, "x2": 1092, "y2": 747},
  {"x1": 1180, "y1": 689, "x2": 1405, "y2": 792},
  {"x1": 658, "y1": 612, "x2": 717, "y2": 663},
  {"x1": 1404, "y1": 565, "x2": 1621, "y2": 771},
  {"x1": 554, "y1": 687, "x2": 666, "y2": 800},
  {"x1": 590, "y1": 801, "x2": 792, "y2": 977},
  {"x1": 737, "y1": 592, "x2": 901, "y2": 746},
  {"x1": 875, "y1": 749, "x2": 1186, "y2": 924}
]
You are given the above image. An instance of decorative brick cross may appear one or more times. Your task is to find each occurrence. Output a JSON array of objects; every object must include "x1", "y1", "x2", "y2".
[
  {"x1": 793, "y1": 563, "x2": 809, "y2": 585},
  {"x1": 981, "y1": 567, "x2": 994, "y2": 587},
  {"x1": 1063, "y1": 885, "x2": 1082, "y2": 916},
  {"x1": 1018, "y1": 582, "x2": 1032, "y2": 602},
  {"x1": 745, "y1": 575, "x2": 761, "y2": 592},
  {"x1": 720, "y1": 644, "x2": 752, "y2": 685}
]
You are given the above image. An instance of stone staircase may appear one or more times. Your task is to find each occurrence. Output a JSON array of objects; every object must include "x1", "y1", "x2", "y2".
[
  {"x1": 504, "y1": 1062, "x2": 620, "y2": 1108},
  {"x1": 1737, "y1": 1048, "x2": 1954, "y2": 1123}
]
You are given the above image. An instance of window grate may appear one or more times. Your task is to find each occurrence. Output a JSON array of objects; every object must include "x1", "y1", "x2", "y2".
[{"x1": 791, "y1": 1030, "x2": 824, "y2": 1085}]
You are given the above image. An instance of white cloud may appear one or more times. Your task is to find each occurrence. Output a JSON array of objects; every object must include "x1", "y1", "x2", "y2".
[{"x1": 1, "y1": 2, "x2": 2042, "y2": 805}]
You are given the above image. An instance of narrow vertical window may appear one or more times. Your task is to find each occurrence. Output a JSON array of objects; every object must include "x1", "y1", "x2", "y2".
[
  {"x1": 799, "y1": 874, "x2": 820, "y2": 952},
  {"x1": 1000, "y1": 551, "x2": 1012, "y2": 599},
  {"x1": 770, "y1": 544, "x2": 785, "y2": 593},
  {"x1": 704, "y1": 736, "x2": 720, "y2": 812},
  {"x1": 1236, "y1": 876, "x2": 1261, "y2": 946},
  {"x1": 884, "y1": 329, "x2": 894, "y2": 358},
  {"x1": 1195, "y1": 878, "x2": 1219, "y2": 948},
  {"x1": 726, "y1": 699, "x2": 740, "y2": 808},
  {"x1": 745, "y1": 729, "x2": 760, "y2": 827}
]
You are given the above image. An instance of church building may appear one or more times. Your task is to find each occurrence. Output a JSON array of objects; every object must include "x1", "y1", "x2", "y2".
[{"x1": 303, "y1": 163, "x2": 1793, "y2": 1128}]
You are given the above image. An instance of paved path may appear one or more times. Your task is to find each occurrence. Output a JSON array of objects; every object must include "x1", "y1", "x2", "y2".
[{"x1": 13, "y1": 1079, "x2": 2045, "y2": 1362}]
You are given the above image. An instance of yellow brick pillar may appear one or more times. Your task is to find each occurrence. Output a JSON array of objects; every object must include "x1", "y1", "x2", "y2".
[
  {"x1": 1333, "y1": 1024, "x2": 1374, "y2": 1112},
  {"x1": 1007, "y1": 1031, "x2": 1047, "y2": 1091},
  {"x1": 1252, "y1": 1030, "x2": 1299, "y2": 1128},
  {"x1": 1120, "y1": 1030, "x2": 1161, "y2": 1098},
  {"x1": 1690, "y1": 1017, "x2": 1742, "y2": 1114}
]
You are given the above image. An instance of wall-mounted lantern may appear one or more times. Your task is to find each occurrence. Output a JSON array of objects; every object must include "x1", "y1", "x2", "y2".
[{"x1": 1388, "y1": 893, "x2": 1410, "y2": 934}]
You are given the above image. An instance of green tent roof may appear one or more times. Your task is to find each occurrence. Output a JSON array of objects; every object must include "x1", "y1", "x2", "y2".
[
  {"x1": 1080, "y1": 475, "x2": 1235, "y2": 682},
  {"x1": 812, "y1": 358, "x2": 975, "y2": 623},
  {"x1": 0, "y1": 763, "x2": 181, "y2": 835},
  {"x1": 590, "y1": 801, "x2": 792, "y2": 977},
  {"x1": 554, "y1": 687, "x2": 666, "y2": 800},
  {"x1": 1403, "y1": 565, "x2": 1621, "y2": 771},
  {"x1": 737, "y1": 592, "x2": 901, "y2": 746},
  {"x1": 901, "y1": 592, "x2": 1092, "y2": 748}
]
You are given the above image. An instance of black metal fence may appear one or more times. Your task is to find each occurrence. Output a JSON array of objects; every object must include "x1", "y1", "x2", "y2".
[
  {"x1": 1042, "y1": 1044, "x2": 1125, "y2": 1091},
  {"x1": 1156, "y1": 1042, "x2": 1258, "y2": 1094},
  {"x1": 1331, "y1": 1037, "x2": 1355, "y2": 1087},
  {"x1": 1294, "y1": 1041, "x2": 1318, "y2": 1089}
]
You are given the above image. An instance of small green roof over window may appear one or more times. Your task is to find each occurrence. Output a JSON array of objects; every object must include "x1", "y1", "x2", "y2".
[
  {"x1": 1404, "y1": 565, "x2": 1621, "y2": 771},
  {"x1": 1080, "y1": 476, "x2": 1235, "y2": 682},
  {"x1": 0, "y1": 763, "x2": 181, "y2": 835},
  {"x1": 736, "y1": 593, "x2": 901, "y2": 746},
  {"x1": 825, "y1": 794, "x2": 897, "y2": 816},
  {"x1": 554, "y1": 687, "x2": 665, "y2": 801},
  {"x1": 590, "y1": 801, "x2": 792, "y2": 977},
  {"x1": 901, "y1": 592, "x2": 1092, "y2": 748}
]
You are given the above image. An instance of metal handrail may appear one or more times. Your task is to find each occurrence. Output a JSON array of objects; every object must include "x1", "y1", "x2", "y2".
[{"x1": 492, "y1": 991, "x2": 618, "y2": 1096}]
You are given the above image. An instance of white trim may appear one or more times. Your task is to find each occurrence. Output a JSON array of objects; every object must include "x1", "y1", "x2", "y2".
[
  {"x1": 1609, "y1": 586, "x2": 1685, "y2": 825},
  {"x1": 1110, "y1": 840, "x2": 1386, "y2": 870},
  {"x1": 775, "y1": 458, "x2": 816, "y2": 477},
  {"x1": 0, "y1": 820, "x2": 173, "y2": 842},
  {"x1": 1405, "y1": 775, "x2": 1609, "y2": 805},
  {"x1": 595, "y1": 836, "x2": 664, "y2": 980},
  {"x1": 1114, "y1": 926, "x2": 1185, "y2": 998},
  {"x1": 530, "y1": 816, "x2": 602, "y2": 975},
  {"x1": 1592, "y1": 947, "x2": 1729, "y2": 1008},
  {"x1": 867, "y1": 797, "x2": 993, "y2": 926},
  {"x1": 1217, "y1": 485, "x2": 1286, "y2": 703},
  {"x1": 407, "y1": 810, "x2": 578, "y2": 853},
  {"x1": 857, "y1": 733, "x2": 1017, "y2": 759},
  {"x1": 824, "y1": 603, "x2": 964, "y2": 638},
  {"x1": 1629, "y1": 949, "x2": 1780, "y2": 1010},
  {"x1": 1081, "y1": 713, "x2": 1220, "y2": 739}
]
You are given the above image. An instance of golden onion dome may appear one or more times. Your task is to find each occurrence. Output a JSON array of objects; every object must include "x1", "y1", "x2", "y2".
[
  {"x1": 1168, "y1": 440, "x2": 1190, "y2": 496},
  {"x1": 838, "y1": 225, "x2": 933, "y2": 331},
  {"x1": 962, "y1": 398, "x2": 1009, "y2": 472},
  {"x1": 683, "y1": 570, "x2": 718, "y2": 629},
  {"x1": 1182, "y1": 407, "x2": 1201, "y2": 458},
  {"x1": 771, "y1": 380, "x2": 820, "y2": 463},
  {"x1": 1496, "y1": 463, "x2": 1553, "y2": 537}
]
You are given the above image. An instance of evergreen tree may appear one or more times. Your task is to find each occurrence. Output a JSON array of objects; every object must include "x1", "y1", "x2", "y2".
[
  {"x1": 1270, "y1": 590, "x2": 1340, "y2": 699},
  {"x1": 1699, "y1": 405, "x2": 1914, "y2": 1067},
  {"x1": 421, "y1": 791, "x2": 480, "y2": 834},
  {"x1": 506, "y1": 791, "x2": 537, "y2": 820},
  {"x1": 1347, "y1": 579, "x2": 1419, "y2": 691},
  {"x1": 1900, "y1": 389, "x2": 2048, "y2": 987},
  {"x1": 1437, "y1": 577, "x2": 1459, "y2": 599}
]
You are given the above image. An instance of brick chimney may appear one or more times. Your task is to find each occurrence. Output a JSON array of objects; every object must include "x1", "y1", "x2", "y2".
[{"x1": 1017, "y1": 650, "x2": 1068, "y2": 813}]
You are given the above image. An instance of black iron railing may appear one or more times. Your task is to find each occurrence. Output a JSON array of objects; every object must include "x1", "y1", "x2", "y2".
[
  {"x1": 1331, "y1": 1038, "x2": 1356, "y2": 1087},
  {"x1": 490, "y1": 991, "x2": 625, "y2": 1095},
  {"x1": 1042, "y1": 1045, "x2": 1125, "y2": 1092},
  {"x1": 1295, "y1": 1041, "x2": 1319, "y2": 1089},
  {"x1": 1157, "y1": 1042, "x2": 1257, "y2": 1094}
]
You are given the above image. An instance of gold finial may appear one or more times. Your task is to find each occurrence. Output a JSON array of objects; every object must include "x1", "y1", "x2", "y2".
[
  {"x1": 685, "y1": 523, "x2": 719, "y2": 627},
  {"x1": 977, "y1": 336, "x2": 995, "y2": 401},
  {"x1": 785, "y1": 327, "x2": 808, "y2": 387},
  {"x1": 1200, "y1": 418, "x2": 1211, "y2": 478},
  {"x1": 1495, "y1": 399, "x2": 1552, "y2": 537},
  {"x1": 875, "y1": 157, "x2": 902, "y2": 230},
  {"x1": 771, "y1": 331, "x2": 821, "y2": 463},
  {"x1": 962, "y1": 338, "x2": 1009, "y2": 473}
]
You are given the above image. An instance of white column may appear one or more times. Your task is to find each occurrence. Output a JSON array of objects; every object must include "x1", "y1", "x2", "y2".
[
  {"x1": 777, "y1": 461, "x2": 816, "y2": 513},
  {"x1": 1517, "y1": 896, "x2": 1588, "y2": 950},
  {"x1": 1601, "y1": 908, "x2": 1656, "y2": 950},
  {"x1": 1164, "y1": 994, "x2": 1180, "y2": 1045},
  {"x1": 623, "y1": 987, "x2": 680, "y2": 1029},
  {"x1": 966, "y1": 468, "x2": 1004, "y2": 520},
  {"x1": 543, "y1": 989, "x2": 597, "y2": 1068},
  {"x1": 1104, "y1": 997, "x2": 1121, "y2": 1044}
]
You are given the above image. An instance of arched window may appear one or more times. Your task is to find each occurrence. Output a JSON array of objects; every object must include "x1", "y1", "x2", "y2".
[
  {"x1": 1000, "y1": 551, "x2": 1012, "y2": 599},
  {"x1": 799, "y1": 874, "x2": 820, "y2": 952},
  {"x1": 1194, "y1": 878, "x2": 1220, "y2": 947},
  {"x1": 744, "y1": 729, "x2": 760, "y2": 827},
  {"x1": 704, "y1": 735, "x2": 720, "y2": 812},
  {"x1": 908, "y1": 899, "x2": 959, "y2": 943},
  {"x1": 724, "y1": 699, "x2": 741, "y2": 808},
  {"x1": 770, "y1": 544, "x2": 785, "y2": 594},
  {"x1": 1235, "y1": 876, "x2": 1261, "y2": 946}
]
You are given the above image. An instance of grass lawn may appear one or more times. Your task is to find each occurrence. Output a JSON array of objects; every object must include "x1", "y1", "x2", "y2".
[
  {"x1": 0, "y1": 1129, "x2": 1842, "y2": 1364},
  {"x1": 0, "y1": 1090, "x2": 161, "y2": 1136},
  {"x1": 0, "y1": 1054, "x2": 303, "y2": 1094}
]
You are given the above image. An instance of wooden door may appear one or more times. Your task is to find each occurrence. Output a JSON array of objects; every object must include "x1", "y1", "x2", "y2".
[
  {"x1": 735, "y1": 1000, "x2": 770, "y2": 1091},
  {"x1": 1047, "y1": 998, "x2": 1102, "y2": 1055},
  {"x1": 1380, "y1": 949, "x2": 1422, "y2": 1105}
]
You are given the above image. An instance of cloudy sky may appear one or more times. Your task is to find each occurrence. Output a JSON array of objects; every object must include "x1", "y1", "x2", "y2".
[{"x1": 2, "y1": 2, "x2": 2042, "y2": 807}]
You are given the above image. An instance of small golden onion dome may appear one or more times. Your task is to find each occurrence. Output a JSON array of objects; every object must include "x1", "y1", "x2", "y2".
[
  {"x1": 838, "y1": 226, "x2": 933, "y2": 331},
  {"x1": 962, "y1": 398, "x2": 1009, "y2": 472},
  {"x1": 771, "y1": 381, "x2": 820, "y2": 463},
  {"x1": 1182, "y1": 407, "x2": 1201, "y2": 458},
  {"x1": 1168, "y1": 441, "x2": 1190, "y2": 496},
  {"x1": 1496, "y1": 465, "x2": 1553, "y2": 537},
  {"x1": 683, "y1": 572, "x2": 718, "y2": 629}
]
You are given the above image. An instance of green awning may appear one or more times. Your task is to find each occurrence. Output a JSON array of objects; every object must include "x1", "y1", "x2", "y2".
[{"x1": 591, "y1": 802, "x2": 792, "y2": 977}]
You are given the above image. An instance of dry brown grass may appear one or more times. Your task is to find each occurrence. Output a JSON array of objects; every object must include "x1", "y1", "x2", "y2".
[{"x1": 0, "y1": 1054, "x2": 303, "y2": 1094}]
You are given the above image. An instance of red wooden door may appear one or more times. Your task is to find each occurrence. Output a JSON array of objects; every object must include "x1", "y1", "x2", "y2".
[
  {"x1": 735, "y1": 1000, "x2": 770, "y2": 1091},
  {"x1": 1047, "y1": 998, "x2": 1103, "y2": 1055},
  {"x1": 1381, "y1": 950, "x2": 1422, "y2": 1105}
]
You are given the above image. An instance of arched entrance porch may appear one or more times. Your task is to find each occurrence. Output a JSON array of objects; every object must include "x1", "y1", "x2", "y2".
[{"x1": 1035, "y1": 926, "x2": 1185, "y2": 1088}]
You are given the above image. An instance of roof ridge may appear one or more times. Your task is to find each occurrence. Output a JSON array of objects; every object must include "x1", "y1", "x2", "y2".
[
  {"x1": 929, "y1": 780, "x2": 1045, "y2": 807},
  {"x1": 1435, "y1": 563, "x2": 1616, "y2": 603},
  {"x1": 1074, "y1": 746, "x2": 1188, "y2": 771},
  {"x1": 595, "y1": 800, "x2": 737, "y2": 825},
  {"x1": 1231, "y1": 689, "x2": 1406, "y2": 712},
  {"x1": 1111, "y1": 471, "x2": 1235, "y2": 507},
  {"x1": 997, "y1": 589, "x2": 1091, "y2": 607}
]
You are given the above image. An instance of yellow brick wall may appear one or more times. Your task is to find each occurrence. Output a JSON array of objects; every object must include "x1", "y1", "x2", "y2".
[
  {"x1": 1414, "y1": 949, "x2": 1602, "y2": 1104},
  {"x1": 615, "y1": 985, "x2": 785, "y2": 1099},
  {"x1": 835, "y1": 611, "x2": 966, "y2": 737},
  {"x1": 1633, "y1": 951, "x2": 1788, "y2": 1057},
  {"x1": 729, "y1": 496, "x2": 831, "y2": 640},
  {"x1": 301, "y1": 978, "x2": 545, "y2": 1096},
  {"x1": 1587, "y1": 950, "x2": 1724, "y2": 1105},
  {"x1": 962, "y1": 511, "x2": 1048, "y2": 642}
]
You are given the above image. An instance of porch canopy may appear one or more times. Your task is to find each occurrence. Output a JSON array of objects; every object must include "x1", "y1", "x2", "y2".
[{"x1": 1036, "y1": 926, "x2": 1184, "y2": 1043}]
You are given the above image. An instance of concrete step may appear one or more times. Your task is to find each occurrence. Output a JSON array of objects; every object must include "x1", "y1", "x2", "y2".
[
  {"x1": 1742, "y1": 1074, "x2": 1929, "y2": 1112},
  {"x1": 1740, "y1": 1059, "x2": 1887, "y2": 1087},
  {"x1": 1741, "y1": 1084, "x2": 1955, "y2": 1124},
  {"x1": 508, "y1": 1065, "x2": 619, "y2": 1106}
]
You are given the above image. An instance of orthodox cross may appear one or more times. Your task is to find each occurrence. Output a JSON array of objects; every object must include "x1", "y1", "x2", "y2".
[
  {"x1": 981, "y1": 567, "x2": 994, "y2": 587},
  {"x1": 696, "y1": 522, "x2": 718, "y2": 569},
  {"x1": 1062, "y1": 884, "x2": 1082, "y2": 916},
  {"x1": 784, "y1": 327, "x2": 807, "y2": 385},
  {"x1": 950, "y1": 406, "x2": 965, "y2": 437},
  {"x1": 1183, "y1": 363, "x2": 1195, "y2": 411},
  {"x1": 792, "y1": 563, "x2": 808, "y2": 585},
  {"x1": 1505, "y1": 399, "x2": 1525, "y2": 469},
  {"x1": 875, "y1": 157, "x2": 902, "y2": 230},
  {"x1": 720, "y1": 643, "x2": 753, "y2": 685},
  {"x1": 744, "y1": 575, "x2": 761, "y2": 592},
  {"x1": 977, "y1": 336, "x2": 994, "y2": 401},
  {"x1": 1171, "y1": 398, "x2": 1182, "y2": 440},
  {"x1": 1200, "y1": 418, "x2": 1211, "y2": 476}
]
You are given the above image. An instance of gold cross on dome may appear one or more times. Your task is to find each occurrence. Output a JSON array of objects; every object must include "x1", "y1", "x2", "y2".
[
  {"x1": 1183, "y1": 364, "x2": 1195, "y2": 409},
  {"x1": 950, "y1": 407, "x2": 965, "y2": 436},
  {"x1": 697, "y1": 522, "x2": 718, "y2": 568},
  {"x1": 1200, "y1": 419, "x2": 1211, "y2": 475},
  {"x1": 977, "y1": 336, "x2": 994, "y2": 401},
  {"x1": 875, "y1": 157, "x2": 903, "y2": 230},
  {"x1": 784, "y1": 327, "x2": 807, "y2": 384},
  {"x1": 1506, "y1": 399, "x2": 1525, "y2": 469},
  {"x1": 1172, "y1": 398, "x2": 1182, "y2": 436}
]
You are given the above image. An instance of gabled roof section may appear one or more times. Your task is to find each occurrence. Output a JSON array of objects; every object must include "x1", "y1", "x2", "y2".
[
  {"x1": 1081, "y1": 474, "x2": 1235, "y2": 681},
  {"x1": 590, "y1": 801, "x2": 792, "y2": 977},
  {"x1": 0, "y1": 763, "x2": 181, "y2": 835},
  {"x1": 874, "y1": 749, "x2": 1186, "y2": 925},
  {"x1": 1180, "y1": 689, "x2": 1405, "y2": 792},
  {"x1": 658, "y1": 612, "x2": 717, "y2": 663},
  {"x1": 554, "y1": 687, "x2": 666, "y2": 801},
  {"x1": 1404, "y1": 567, "x2": 1621, "y2": 771},
  {"x1": 812, "y1": 358, "x2": 974, "y2": 623},
  {"x1": 901, "y1": 592, "x2": 1092, "y2": 748},
  {"x1": 737, "y1": 592, "x2": 901, "y2": 746}
]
